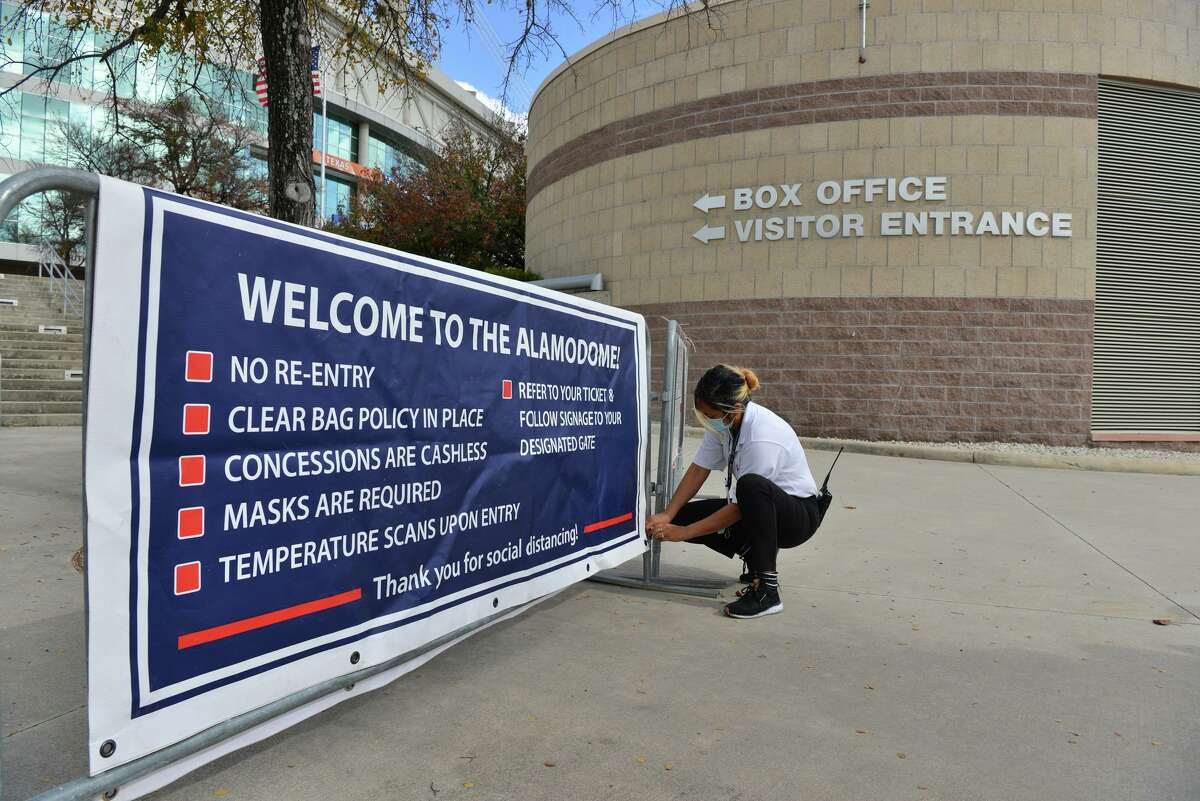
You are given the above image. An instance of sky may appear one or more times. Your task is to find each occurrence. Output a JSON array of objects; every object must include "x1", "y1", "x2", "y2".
[{"x1": 435, "y1": 1, "x2": 666, "y2": 121}]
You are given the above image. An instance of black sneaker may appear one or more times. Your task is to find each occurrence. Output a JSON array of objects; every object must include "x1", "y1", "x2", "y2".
[{"x1": 724, "y1": 579, "x2": 783, "y2": 619}]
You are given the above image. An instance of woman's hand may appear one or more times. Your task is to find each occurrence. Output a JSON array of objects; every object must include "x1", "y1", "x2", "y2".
[
  {"x1": 646, "y1": 512, "x2": 672, "y2": 531},
  {"x1": 648, "y1": 523, "x2": 690, "y2": 542}
]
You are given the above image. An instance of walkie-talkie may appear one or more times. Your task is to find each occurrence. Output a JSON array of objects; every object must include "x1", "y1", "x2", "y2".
[{"x1": 815, "y1": 447, "x2": 844, "y2": 524}]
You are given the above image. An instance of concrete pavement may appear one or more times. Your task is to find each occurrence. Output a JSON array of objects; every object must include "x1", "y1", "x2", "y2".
[{"x1": 1, "y1": 427, "x2": 1197, "y2": 801}]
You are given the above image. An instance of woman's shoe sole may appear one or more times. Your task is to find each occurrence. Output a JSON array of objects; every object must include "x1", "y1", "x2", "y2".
[{"x1": 724, "y1": 602, "x2": 783, "y2": 619}]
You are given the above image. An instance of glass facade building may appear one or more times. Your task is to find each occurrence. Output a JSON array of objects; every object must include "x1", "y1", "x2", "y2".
[
  {"x1": 367, "y1": 133, "x2": 421, "y2": 178},
  {"x1": 0, "y1": 3, "x2": 269, "y2": 244},
  {"x1": 0, "y1": 3, "x2": 501, "y2": 258},
  {"x1": 1, "y1": 4, "x2": 266, "y2": 129},
  {"x1": 321, "y1": 174, "x2": 354, "y2": 220},
  {"x1": 313, "y1": 112, "x2": 358, "y2": 162}
]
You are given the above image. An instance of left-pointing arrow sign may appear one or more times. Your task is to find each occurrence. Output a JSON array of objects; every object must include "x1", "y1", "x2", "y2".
[
  {"x1": 693, "y1": 193, "x2": 727, "y2": 213},
  {"x1": 692, "y1": 224, "x2": 726, "y2": 244}
]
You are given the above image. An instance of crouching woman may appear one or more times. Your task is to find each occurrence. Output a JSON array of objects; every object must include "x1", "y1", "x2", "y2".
[{"x1": 646, "y1": 364, "x2": 821, "y2": 619}]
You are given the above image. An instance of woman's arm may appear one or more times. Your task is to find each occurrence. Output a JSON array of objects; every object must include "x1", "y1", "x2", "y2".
[
  {"x1": 662, "y1": 462, "x2": 711, "y2": 519},
  {"x1": 649, "y1": 461, "x2": 743, "y2": 540},
  {"x1": 675, "y1": 502, "x2": 741, "y2": 540}
]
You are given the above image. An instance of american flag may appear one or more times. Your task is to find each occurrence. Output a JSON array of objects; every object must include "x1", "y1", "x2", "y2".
[{"x1": 254, "y1": 46, "x2": 321, "y2": 107}]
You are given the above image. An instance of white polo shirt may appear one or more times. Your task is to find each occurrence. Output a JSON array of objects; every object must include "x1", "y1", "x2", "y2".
[{"x1": 693, "y1": 402, "x2": 817, "y2": 504}]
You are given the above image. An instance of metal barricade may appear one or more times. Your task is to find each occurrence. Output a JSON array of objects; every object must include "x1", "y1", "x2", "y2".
[{"x1": 588, "y1": 318, "x2": 731, "y2": 598}]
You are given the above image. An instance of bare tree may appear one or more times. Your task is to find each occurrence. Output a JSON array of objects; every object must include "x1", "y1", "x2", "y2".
[
  {"x1": 15, "y1": 114, "x2": 145, "y2": 266},
  {"x1": 16, "y1": 93, "x2": 265, "y2": 264},
  {"x1": 17, "y1": 190, "x2": 90, "y2": 266},
  {"x1": 1, "y1": 0, "x2": 712, "y2": 228},
  {"x1": 55, "y1": 117, "x2": 145, "y2": 179},
  {"x1": 55, "y1": 95, "x2": 266, "y2": 210},
  {"x1": 120, "y1": 94, "x2": 267, "y2": 211}
]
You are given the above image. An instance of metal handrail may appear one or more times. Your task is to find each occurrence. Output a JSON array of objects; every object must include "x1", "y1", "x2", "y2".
[
  {"x1": 38, "y1": 244, "x2": 84, "y2": 318},
  {"x1": 0, "y1": 169, "x2": 96, "y2": 325},
  {"x1": 0, "y1": 168, "x2": 100, "y2": 224},
  {"x1": 0, "y1": 167, "x2": 99, "y2": 220}
]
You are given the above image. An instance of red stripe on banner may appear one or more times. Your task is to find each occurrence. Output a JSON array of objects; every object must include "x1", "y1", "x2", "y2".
[
  {"x1": 583, "y1": 511, "x2": 634, "y2": 534},
  {"x1": 177, "y1": 588, "x2": 362, "y2": 649}
]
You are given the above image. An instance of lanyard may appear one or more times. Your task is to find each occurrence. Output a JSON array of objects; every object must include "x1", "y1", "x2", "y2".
[
  {"x1": 724, "y1": 422, "x2": 742, "y2": 497},
  {"x1": 722, "y1": 401, "x2": 749, "y2": 499}
]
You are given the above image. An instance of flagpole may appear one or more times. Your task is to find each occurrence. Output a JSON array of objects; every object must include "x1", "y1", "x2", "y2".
[{"x1": 320, "y1": 71, "x2": 328, "y2": 224}]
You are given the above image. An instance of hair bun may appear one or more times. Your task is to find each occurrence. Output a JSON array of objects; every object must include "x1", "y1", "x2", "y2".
[{"x1": 740, "y1": 367, "x2": 761, "y2": 393}]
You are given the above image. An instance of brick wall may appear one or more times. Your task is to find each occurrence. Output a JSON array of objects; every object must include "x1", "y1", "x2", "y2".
[{"x1": 636, "y1": 296, "x2": 1093, "y2": 446}]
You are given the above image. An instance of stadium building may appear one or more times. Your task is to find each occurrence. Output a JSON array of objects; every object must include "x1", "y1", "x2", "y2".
[{"x1": 526, "y1": 0, "x2": 1200, "y2": 446}]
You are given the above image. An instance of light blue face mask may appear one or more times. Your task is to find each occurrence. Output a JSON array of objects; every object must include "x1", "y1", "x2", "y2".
[{"x1": 694, "y1": 406, "x2": 732, "y2": 437}]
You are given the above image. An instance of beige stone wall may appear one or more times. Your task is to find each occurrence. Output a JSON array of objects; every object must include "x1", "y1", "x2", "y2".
[
  {"x1": 527, "y1": 114, "x2": 1097, "y2": 306},
  {"x1": 528, "y1": 0, "x2": 1200, "y2": 169},
  {"x1": 525, "y1": 0, "x2": 1199, "y2": 308}
]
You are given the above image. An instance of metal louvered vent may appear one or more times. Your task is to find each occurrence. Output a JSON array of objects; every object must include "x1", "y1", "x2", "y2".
[{"x1": 1093, "y1": 79, "x2": 1200, "y2": 436}]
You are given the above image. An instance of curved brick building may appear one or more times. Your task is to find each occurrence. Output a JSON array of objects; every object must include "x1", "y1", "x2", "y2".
[{"x1": 526, "y1": 0, "x2": 1200, "y2": 446}]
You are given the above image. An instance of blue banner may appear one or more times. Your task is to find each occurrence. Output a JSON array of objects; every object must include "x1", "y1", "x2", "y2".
[{"x1": 86, "y1": 179, "x2": 647, "y2": 774}]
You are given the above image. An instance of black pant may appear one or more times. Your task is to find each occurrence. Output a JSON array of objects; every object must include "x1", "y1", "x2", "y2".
[{"x1": 671, "y1": 473, "x2": 820, "y2": 573}]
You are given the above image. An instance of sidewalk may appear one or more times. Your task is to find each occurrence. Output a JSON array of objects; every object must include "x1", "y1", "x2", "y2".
[{"x1": 2, "y1": 427, "x2": 1197, "y2": 801}]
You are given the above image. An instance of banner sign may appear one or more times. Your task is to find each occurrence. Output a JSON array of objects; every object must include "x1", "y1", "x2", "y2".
[
  {"x1": 311, "y1": 148, "x2": 381, "y2": 181},
  {"x1": 85, "y1": 177, "x2": 647, "y2": 775}
]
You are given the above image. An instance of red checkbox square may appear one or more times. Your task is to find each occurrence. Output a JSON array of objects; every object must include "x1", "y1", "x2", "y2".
[
  {"x1": 178, "y1": 455, "x2": 206, "y2": 487},
  {"x1": 185, "y1": 351, "x2": 213, "y2": 383},
  {"x1": 182, "y1": 403, "x2": 210, "y2": 435},
  {"x1": 177, "y1": 507, "x2": 204, "y2": 539},
  {"x1": 501, "y1": 379, "x2": 513, "y2": 400},
  {"x1": 174, "y1": 561, "x2": 201, "y2": 595}
]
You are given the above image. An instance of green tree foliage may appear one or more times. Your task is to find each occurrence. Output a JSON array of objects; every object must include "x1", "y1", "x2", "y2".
[{"x1": 328, "y1": 121, "x2": 536, "y2": 279}]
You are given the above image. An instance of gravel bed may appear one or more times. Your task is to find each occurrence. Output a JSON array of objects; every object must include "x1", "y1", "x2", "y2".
[{"x1": 866, "y1": 440, "x2": 1200, "y2": 462}]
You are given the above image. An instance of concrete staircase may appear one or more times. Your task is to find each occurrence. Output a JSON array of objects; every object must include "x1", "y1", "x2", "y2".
[{"x1": 0, "y1": 273, "x2": 85, "y2": 426}]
